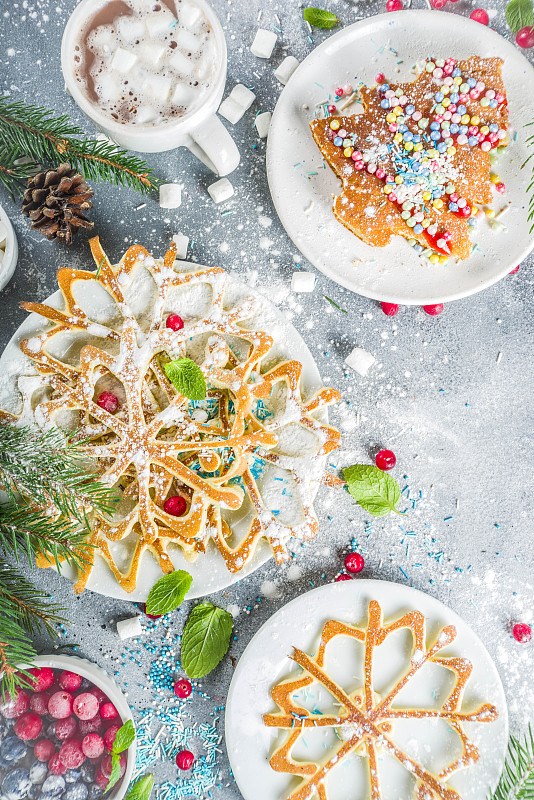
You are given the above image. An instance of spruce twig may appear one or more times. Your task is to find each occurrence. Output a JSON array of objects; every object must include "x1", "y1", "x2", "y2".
[
  {"x1": 0, "y1": 95, "x2": 160, "y2": 197},
  {"x1": 491, "y1": 724, "x2": 534, "y2": 800}
]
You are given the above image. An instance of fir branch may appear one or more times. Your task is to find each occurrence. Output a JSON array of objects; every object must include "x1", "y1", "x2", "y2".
[
  {"x1": 491, "y1": 725, "x2": 534, "y2": 800},
  {"x1": 0, "y1": 145, "x2": 38, "y2": 201},
  {"x1": 0, "y1": 95, "x2": 160, "y2": 197}
]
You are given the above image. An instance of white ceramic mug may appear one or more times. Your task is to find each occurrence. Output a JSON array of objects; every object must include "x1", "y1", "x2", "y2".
[{"x1": 61, "y1": 0, "x2": 240, "y2": 175}]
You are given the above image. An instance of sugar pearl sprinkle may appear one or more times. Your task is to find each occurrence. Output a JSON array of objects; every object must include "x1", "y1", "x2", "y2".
[{"x1": 328, "y1": 57, "x2": 507, "y2": 257}]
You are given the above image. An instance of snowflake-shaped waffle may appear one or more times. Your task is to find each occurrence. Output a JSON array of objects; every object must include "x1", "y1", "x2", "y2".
[
  {"x1": 264, "y1": 600, "x2": 498, "y2": 800},
  {"x1": 14, "y1": 237, "x2": 341, "y2": 593}
]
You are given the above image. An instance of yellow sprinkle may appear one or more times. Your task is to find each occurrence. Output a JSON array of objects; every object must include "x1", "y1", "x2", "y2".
[
  {"x1": 422, "y1": 191, "x2": 432, "y2": 202},
  {"x1": 460, "y1": 114, "x2": 470, "y2": 124},
  {"x1": 393, "y1": 106, "x2": 403, "y2": 116},
  {"x1": 395, "y1": 175, "x2": 404, "y2": 184},
  {"x1": 330, "y1": 119, "x2": 340, "y2": 130},
  {"x1": 429, "y1": 254, "x2": 440, "y2": 264},
  {"x1": 447, "y1": 146, "x2": 456, "y2": 156},
  {"x1": 490, "y1": 174, "x2": 500, "y2": 184},
  {"x1": 386, "y1": 113, "x2": 396, "y2": 123},
  {"x1": 344, "y1": 147, "x2": 353, "y2": 157},
  {"x1": 413, "y1": 142, "x2": 423, "y2": 152},
  {"x1": 480, "y1": 125, "x2": 490, "y2": 135},
  {"x1": 470, "y1": 115, "x2": 480, "y2": 126},
  {"x1": 439, "y1": 255, "x2": 449, "y2": 265},
  {"x1": 404, "y1": 142, "x2": 414, "y2": 152},
  {"x1": 422, "y1": 219, "x2": 430, "y2": 229},
  {"x1": 433, "y1": 199, "x2": 444, "y2": 209},
  {"x1": 441, "y1": 85, "x2": 450, "y2": 95},
  {"x1": 393, "y1": 132, "x2": 403, "y2": 143},
  {"x1": 427, "y1": 149, "x2": 438, "y2": 158},
  {"x1": 442, "y1": 98, "x2": 451, "y2": 108},
  {"x1": 471, "y1": 206, "x2": 479, "y2": 216},
  {"x1": 453, "y1": 76, "x2": 462, "y2": 85},
  {"x1": 383, "y1": 186, "x2": 390, "y2": 194},
  {"x1": 485, "y1": 208, "x2": 495, "y2": 218}
]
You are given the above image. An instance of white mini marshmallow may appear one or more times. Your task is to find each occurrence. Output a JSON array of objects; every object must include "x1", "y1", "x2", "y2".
[
  {"x1": 138, "y1": 41, "x2": 166, "y2": 67},
  {"x1": 159, "y1": 183, "x2": 182, "y2": 209},
  {"x1": 142, "y1": 75, "x2": 172, "y2": 103},
  {"x1": 218, "y1": 97, "x2": 245, "y2": 124},
  {"x1": 136, "y1": 106, "x2": 158, "y2": 124},
  {"x1": 274, "y1": 55, "x2": 299, "y2": 85},
  {"x1": 116, "y1": 616, "x2": 143, "y2": 640},
  {"x1": 250, "y1": 28, "x2": 277, "y2": 59},
  {"x1": 94, "y1": 76, "x2": 123, "y2": 104},
  {"x1": 175, "y1": 29, "x2": 202, "y2": 53},
  {"x1": 254, "y1": 111, "x2": 271, "y2": 138},
  {"x1": 118, "y1": 16, "x2": 146, "y2": 41},
  {"x1": 345, "y1": 347, "x2": 376, "y2": 377},
  {"x1": 229, "y1": 84, "x2": 255, "y2": 110},
  {"x1": 111, "y1": 47, "x2": 138, "y2": 74},
  {"x1": 145, "y1": 9, "x2": 176, "y2": 38},
  {"x1": 87, "y1": 25, "x2": 114, "y2": 52},
  {"x1": 208, "y1": 177, "x2": 234, "y2": 203},
  {"x1": 172, "y1": 233, "x2": 189, "y2": 259},
  {"x1": 291, "y1": 271, "x2": 315, "y2": 293},
  {"x1": 169, "y1": 49, "x2": 194, "y2": 75},
  {"x1": 171, "y1": 83, "x2": 194, "y2": 106},
  {"x1": 177, "y1": 1, "x2": 202, "y2": 28}
]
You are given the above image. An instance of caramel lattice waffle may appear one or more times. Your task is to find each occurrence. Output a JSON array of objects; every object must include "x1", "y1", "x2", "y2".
[
  {"x1": 264, "y1": 599, "x2": 498, "y2": 800},
  {"x1": 9, "y1": 238, "x2": 341, "y2": 593}
]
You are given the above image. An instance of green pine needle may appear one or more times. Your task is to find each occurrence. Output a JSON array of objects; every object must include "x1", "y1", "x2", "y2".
[
  {"x1": 491, "y1": 725, "x2": 534, "y2": 800},
  {"x1": 0, "y1": 95, "x2": 160, "y2": 197}
]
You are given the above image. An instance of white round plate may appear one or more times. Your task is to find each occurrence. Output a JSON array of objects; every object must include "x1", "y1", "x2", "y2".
[
  {"x1": 226, "y1": 579, "x2": 508, "y2": 800},
  {"x1": 267, "y1": 10, "x2": 534, "y2": 305},
  {"x1": 0, "y1": 267, "x2": 328, "y2": 602}
]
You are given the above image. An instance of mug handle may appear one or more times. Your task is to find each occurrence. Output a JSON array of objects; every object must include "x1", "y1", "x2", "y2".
[{"x1": 187, "y1": 113, "x2": 240, "y2": 176}]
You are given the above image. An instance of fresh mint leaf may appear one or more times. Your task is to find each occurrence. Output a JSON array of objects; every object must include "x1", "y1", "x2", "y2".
[
  {"x1": 506, "y1": 0, "x2": 533, "y2": 32},
  {"x1": 343, "y1": 464, "x2": 402, "y2": 516},
  {"x1": 124, "y1": 776, "x2": 154, "y2": 800},
  {"x1": 112, "y1": 718, "x2": 135, "y2": 754},
  {"x1": 164, "y1": 358, "x2": 206, "y2": 400},
  {"x1": 303, "y1": 7, "x2": 339, "y2": 28},
  {"x1": 181, "y1": 602, "x2": 233, "y2": 679},
  {"x1": 105, "y1": 753, "x2": 122, "y2": 793},
  {"x1": 145, "y1": 569, "x2": 192, "y2": 616}
]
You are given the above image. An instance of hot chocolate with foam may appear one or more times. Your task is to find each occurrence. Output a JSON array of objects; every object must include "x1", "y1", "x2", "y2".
[{"x1": 71, "y1": 0, "x2": 218, "y2": 126}]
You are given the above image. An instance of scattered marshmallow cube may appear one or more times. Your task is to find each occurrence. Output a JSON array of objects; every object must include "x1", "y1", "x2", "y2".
[
  {"x1": 291, "y1": 271, "x2": 315, "y2": 293},
  {"x1": 159, "y1": 183, "x2": 182, "y2": 209},
  {"x1": 177, "y1": 1, "x2": 202, "y2": 28},
  {"x1": 229, "y1": 84, "x2": 256, "y2": 111},
  {"x1": 208, "y1": 177, "x2": 234, "y2": 204},
  {"x1": 142, "y1": 75, "x2": 172, "y2": 103},
  {"x1": 255, "y1": 111, "x2": 271, "y2": 138},
  {"x1": 171, "y1": 83, "x2": 194, "y2": 106},
  {"x1": 169, "y1": 49, "x2": 194, "y2": 75},
  {"x1": 175, "y1": 29, "x2": 202, "y2": 53},
  {"x1": 251, "y1": 28, "x2": 277, "y2": 59},
  {"x1": 138, "y1": 41, "x2": 166, "y2": 66},
  {"x1": 94, "y1": 75, "x2": 123, "y2": 103},
  {"x1": 218, "y1": 96, "x2": 245, "y2": 124},
  {"x1": 172, "y1": 233, "x2": 189, "y2": 259},
  {"x1": 274, "y1": 55, "x2": 299, "y2": 85},
  {"x1": 87, "y1": 25, "x2": 114, "y2": 52},
  {"x1": 345, "y1": 347, "x2": 376, "y2": 377},
  {"x1": 145, "y1": 9, "x2": 176, "y2": 38},
  {"x1": 116, "y1": 615, "x2": 143, "y2": 640},
  {"x1": 118, "y1": 16, "x2": 146, "y2": 41},
  {"x1": 111, "y1": 47, "x2": 138, "y2": 74},
  {"x1": 136, "y1": 106, "x2": 158, "y2": 124}
]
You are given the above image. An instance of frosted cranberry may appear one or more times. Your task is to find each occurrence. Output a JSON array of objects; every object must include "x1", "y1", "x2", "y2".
[
  {"x1": 375, "y1": 449, "x2": 396, "y2": 471},
  {"x1": 55, "y1": 716, "x2": 78, "y2": 741},
  {"x1": 88, "y1": 687, "x2": 107, "y2": 706},
  {"x1": 516, "y1": 26, "x2": 534, "y2": 48},
  {"x1": 1, "y1": 689, "x2": 30, "y2": 719},
  {"x1": 78, "y1": 714, "x2": 103, "y2": 735},
  {"x1": 29, "y1": 692, "x2": 50, "y2": 716},
  {"x1": 48, "y1": 692, "x2": 74, "y2": 719},
  {"x1": 176, "y1": 750, "x2": 194, "y2": 770},
  {"x1": 73, "y1": 693, "x2": 99, "y2": 720},
  {"x1": 59, "y1": 671, "x2": 82, "y2": 692},
  {"x1": 470, "y1": 8, "x2": 489, "y2": 24},
  {"x1": 381, "y1": 302, "x2": 399, "y2": 317},
  {"x1": 335, "y1": 573, "x2": 352, "y2": 582},
  {"x1": 166, "y1": 314, "x2": 184, "y2": 331},
  {"x1": 422, "y1": 304, "x2": 444, "y2": 316},
  {"x1": 14, "y1": 711, "x2": 43, "y2": 740},
  {"x1": 28, "y1": 667, "x2": 55, "y2": 693},
  {"x1": 81, "y1": 733, "x2": 105, "y2": 759},
  {"x1": 344, "y1": 552, "x2": 365, "y2": 574},
  {"x1": 430, "y1": 0, "x2": 447, "y2": 7},
  {"x1": 101, "y1": 753, "x2": 126, "y2": 779},
  {"x1": 174, "y1": 679, "x2": 192, "y2": 699},
  {"x1": 509, "y1": 265, "x2": 520, "y2": 275},
  {"x1": 96, "y1": 392, "x2": 119, "y2": 414},
  {"x1": 143, "y1": 604, "x2": 163, "y2": 620},
  {"x1": 49, "y1": 753, "x2": 67, "y2": 775},
  {"x1": 512, "y1": 623, "x2": 532, "y2": 643},
  {"x1": 59, "y1": 738, "x2": 86, "y2": 768},
  {"x1": 103, "y1": 724, "x2": 120, "y2": 752},
  {"x1": 386, "y1": 0, "x2": 402, "y2": 8},
  {"x1": 95, "y1": 767, "x2": 109, "y2": 789},
  {"x1": 34, "y1": 739, "x2": 55, "y2": 761},
  {"x1": 100, "y1": 702, "x2": 118, "y2": 720},
  {"x1": 164, "y1": 495, "x2": 187, "y2": 516}
]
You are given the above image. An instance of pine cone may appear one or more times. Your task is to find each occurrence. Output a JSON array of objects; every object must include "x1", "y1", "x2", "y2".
[{"x1": 22, "y1": 163, "x2": 94, "y2": 244}]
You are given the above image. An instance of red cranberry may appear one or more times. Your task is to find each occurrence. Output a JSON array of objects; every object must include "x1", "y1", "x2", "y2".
[
  {"x1": 163, "y1": 495, "x2": 187, "y2": 516},
  {"x1": 512, "y1": 623, "x2": 532, "y2": 643},
  {"x1": 59, "y1": 671, "x2": 82, "y2": 692},
  {"x1": 94, "y1": 767, "x2": 109, "y2": 789},
  {"x1": 176, "y1": 750, "x2": 194, "y2": 770},
  {"x1": 55, "y1": 716, "x2": 78, "y2": 741},
  {"x1": 96, "y1": 392, "x2": 119, "y2": 414},
  {"x1": 509, "y1": 265, "x2": 520, "y2": 274},
  {"x1": 28, "y1": 667, "x2": 55, "y2": 693},
  {"x1": 34, "y1": 739, "x2": 55, "y2": 761},
  {"x1": 143, "y1": 604, "x2": 163, "y2": 620},
  {"x1": 335, "y1": 574, "x2": 352, "y2": 582},
  {"x1": 174, "y1": 679, "x2": 192, "y2": 699},
  {"x1": 166, "y1": 314, "x2": 184, "y2": 331},
  {"x1": 82, "y1": 733, "x2": 105, "y2": 759},
  {"x1": 375, "y1": 449, "x2": 396, "y2": 471},
  {"x1": 381, "y1": 302, "x2": 399, "y2": 317},
  {"x1": 470, "y1": 8, "x2": 489, "y2": 24},
  {"x1": 430, "y1": 0, "x2": 447, "y2": 6},
  {"x1": 386, "y1": 0, "x2": 403, "y2": 9},
  {"x1": 103, "y1": 724, "x2": 120, "y2": 752},
  {"x1": 422, "y1": 304, "x2": 444, "y2": 316},
  {"x1": 73, "y1": 693, "x2": 99, "y2": 720},
  {"x1": 100, "y1": 702, "x2": 118, "y2": 720},
  {"x1": 78, "y1": 714, "x2": 103, "y2": 735},
  {"x1": 48, "y1": 691, "x2": 74, "y2": 720},
  {"x1": 1, "y1": 690, "x2": 30, "y2": 719},
  {"x1": 14, "y1": 711, "x2": 43, "y2": 740},
  {"x1": 344, "y1": 552, "x2": 365, "y2": 574},
  {"x1": 101, "y1": 752, "x2": 126, "y2": 779},
  {"x1": 30, "y1": 692, "x2": 50, "y2": 716},
  {"x1": 49, "y1": 753, "x2": 67, "y2": 775},
  {"x1": 59, "y1": 739, "x2": 86, "y2": 769},
  {"x1": 88, "y1": 687, "x2": 107, "y2": 705},
  {"x1": 516, "y1": 26, "x2": 534, "y2": 48}
]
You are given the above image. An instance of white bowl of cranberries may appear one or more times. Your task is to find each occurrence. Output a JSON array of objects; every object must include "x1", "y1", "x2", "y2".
[{"x1": 0, "y1": 655, "x2": 136, "y2": 800}]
